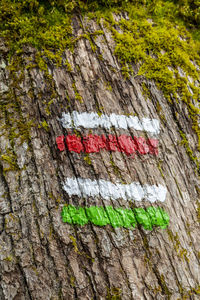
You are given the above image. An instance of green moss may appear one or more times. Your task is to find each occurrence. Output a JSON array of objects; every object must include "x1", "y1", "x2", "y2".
[
  {"x1": 106, "y1": 286, "x2": 122, "y2": 300},
  {"x1": 84, "y1": 153, "x2": 92, "y2": 165},
  {"x1": 69, "y1": 235, "x2": 81, "y2": 254},
  {"x1": 0, "y1": 84, "x2": 33, "y2": 148},
  {"x1": 45, "y1": 99, "x2": 54, "y2": 116},
  {"x1": 0, "y1": 150, "x2": 19, "y2": 172},
  {"x1": 72, "y1": 82, "x2": 83, "y2": 103},
  {"x1": 179, "y1": 130, "x2": 199, "y2": 169},
  {"x1": 157, "y1": 273, "x2": 172, "y2": 298},
  {"x1": 177, "y1": 284, "x2": 200, "y2": 299},
  {"x1": 104, "y1": 81, "x2": 113, "y2": 91},
  {"x1": 167, "y1": 229, "x2": 189, "y2": 262},
  {"x1": 156, "y1": 102, "x2": 166, "y2": 123},
  {"x1": 65, "y1": 59, "x2": 72, "y2": 72},
  {"x1": 157, "y1": 160, "x2": 165, "y2": 178},
  {"x1": 173, "y1": 176, "x2": 183, "y2": 200},
  {"x1": 197, "y1": 201, "x2": 200, "y2": 223},
  {"x1": 146, "y1": 283, "x2": 162, "y2": 296},
  {"x1": 81, "y1": 33, "x2": 96, "y2": 52},
  {"x1": 141, "y1": 82, "x2": 151, "y2": 100},
  {"x1": 1, "y1": 0, "x2": 199, "y2": 172},
  {"x1": 70, "y1": 276, "x2": 75, "y2": 287},
  {"x1": 92, "y1": 2, "x2": 200, "y2": 166},
  {"x1": 1, "y1": 0, "x2": 74, "y2": 58},
  {"x1": 109, "y1": 154, "x2": 124, "y2": 182},
  {"x1": 81, "y1": 2, "x2": 200, "y2": 169},
  {"x1": 38, "y1": 120, "x2": 49, "y2": 132},
  {"x1": 4, "y1": 255, "x2": 13, "y2": 262},
  {"x1": 111, "y1": 8, "x2": 199, "y2": 141}
]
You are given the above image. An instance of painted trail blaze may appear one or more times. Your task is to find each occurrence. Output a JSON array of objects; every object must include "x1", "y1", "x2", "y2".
[
  {"x1": 61, "y1": 205, "x2": 169, "y2": 230},
  {"x1": 60, "y1": 111, "x2": 160, "y2": 134},
  {"x1": 59, "y1": 111, "x2": 169, "y2": 230},
  {"x1": 62, "y1": 177, "x2": 167, "y2": 203},
  {"x1": 56, "y1": 134, "x2": 159, "y2": 156}
]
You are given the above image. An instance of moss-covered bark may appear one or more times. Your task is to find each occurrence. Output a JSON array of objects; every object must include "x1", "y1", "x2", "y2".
[{"x1": 0, "y1": 2, "x2": 200, "y2": 299}]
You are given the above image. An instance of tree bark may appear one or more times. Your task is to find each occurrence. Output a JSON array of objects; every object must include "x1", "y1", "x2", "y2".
[{"x1": 0, "y1": 14, "x2": 200, "y2": 300}]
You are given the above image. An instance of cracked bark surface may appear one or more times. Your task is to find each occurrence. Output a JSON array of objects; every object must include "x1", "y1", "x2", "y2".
[{"x1": 0, "y1": 15, "x2": 200, "y2": 300}]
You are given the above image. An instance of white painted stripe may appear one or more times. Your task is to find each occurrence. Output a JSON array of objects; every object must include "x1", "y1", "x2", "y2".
[
  {"x1": 60, "y1": 111, "x2": 160, "y2": 134},
  {"x1": 63, "y1": 177, "x2": 167, "y2": 203}
]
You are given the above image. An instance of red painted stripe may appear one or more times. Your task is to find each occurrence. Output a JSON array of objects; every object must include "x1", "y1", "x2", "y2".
[
  {"x1": 56, "y1": 135, "x2": 158, "y2": 156},
  {"x1": 56, "y1": 136, "x2": 65, "y2": 151},
  {"x1": 66, "y1": 135, "x2": 84, "y2": 153}
]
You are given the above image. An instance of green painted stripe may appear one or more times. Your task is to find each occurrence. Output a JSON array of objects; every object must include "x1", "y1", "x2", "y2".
[{"x1": 61, "y1": 205, "x2": 169, "y2": 230}]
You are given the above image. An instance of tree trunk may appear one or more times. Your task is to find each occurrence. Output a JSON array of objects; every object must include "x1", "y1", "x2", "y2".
[{"x1": 0, "y1": 14, "x2": 200, "y2": 300}]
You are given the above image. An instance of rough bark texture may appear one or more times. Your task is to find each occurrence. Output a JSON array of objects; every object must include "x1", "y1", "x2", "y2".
[{"x1": 0, "y1": 14, "x2": 200, "y2": 300}]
